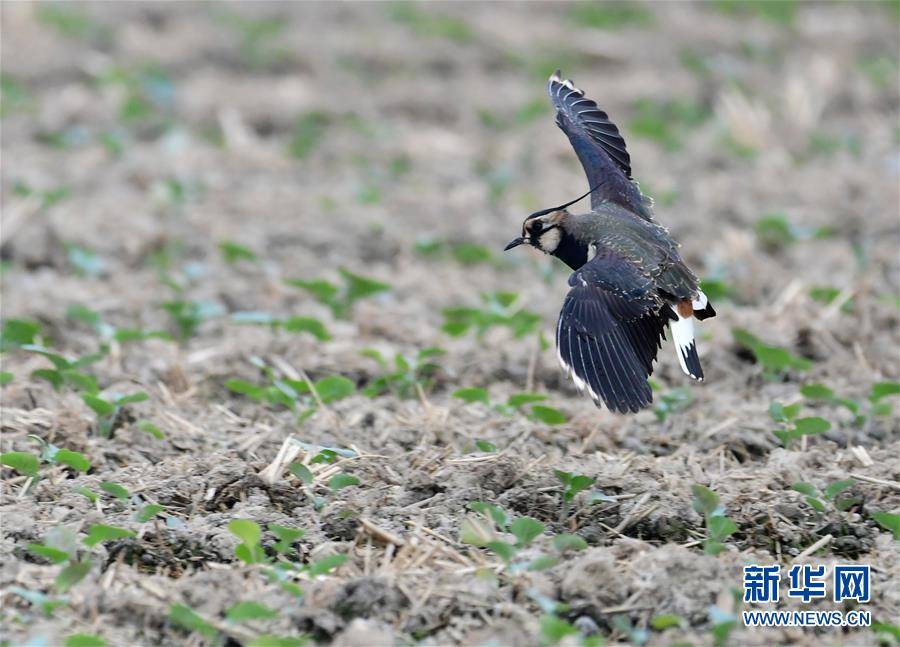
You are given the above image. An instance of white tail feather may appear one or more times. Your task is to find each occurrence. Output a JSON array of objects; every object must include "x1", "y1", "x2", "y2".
[{"x1": 670, "y1": 310, "x2": 699, "y2": 379}]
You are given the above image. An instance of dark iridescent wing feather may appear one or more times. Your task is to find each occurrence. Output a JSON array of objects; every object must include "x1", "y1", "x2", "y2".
[
  {"x1": 556, "y1": 250, "x2": 669, "y2": 413},
  {"x1": 548, "y1": 70, "x2": 648, "y2": 216}
]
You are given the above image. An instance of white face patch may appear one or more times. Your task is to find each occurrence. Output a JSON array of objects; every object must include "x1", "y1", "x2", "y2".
[{"x1": 537, "y1": 227, "x2": 561, "y2": 253}]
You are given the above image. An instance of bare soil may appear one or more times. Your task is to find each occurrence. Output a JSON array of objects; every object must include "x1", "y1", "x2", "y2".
[{"x1": 1, "y1": 2, "x2": 898, "y2": 646}]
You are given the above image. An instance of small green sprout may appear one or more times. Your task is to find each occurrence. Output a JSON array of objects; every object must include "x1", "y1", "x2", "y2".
[
  {"x1": 163, "y1": 299, "x2": 224, "y2": 342},
  {"x1": 792, "y1": 479, "x2": 859, "y2": 514},
  {"x1": 83, "y1": 524, "x2": 136, "y2": 547},
  {"x1": 554, "y1": 470, "x2": 595, "y2": 502},
  {"x1": 286, "y1": 268, "x2": 390, "y2": 319},
  {"x1": 219, "y1": 240, "x2": 258, "y2": 264},
  {"x1": 169, "y1": 603, "x2": 217, "y2": 640},
  {"x1": 733, "y1": 328, "x2": 811, "y2": 377},
  {"x1": 770, "y1": 400, "x2": 830, "y2": 448},
  {"x1": 0, "y1": 318, "x2": 42, "y2": 350},
  {"x1": 361, "y1": 347, "x2": 444, "y2": 399},
  {"x1": 82, "y1": 391, "x2": 149, "y2": 437},
  {"x1": 442, "y1": 291, "x2": 541, "y2": 338},
  {"x1": 228, "y1": 519, "x2": 267, "y2": 564},
  {"x1": 226, "y1": 601, "x2": 279, "y2": 623},
  {"x1": 568, "y1": 1, "x2": 654, "y2": 29},
  {"x1": 288, "y1": 111, "x2": 329, "y2": 159},
  {"x1": 692, "y1": 485, "x2": 737, "y2": 555},
  {"x1": 64, "y1": 634, "x2": 106, "y2": 647},
  {"x1": 871, "y1": 512, "x2": 900, "y2": 540},
  {"x1": 1, "y1": 451, "x2": 40, "y2": 478}
]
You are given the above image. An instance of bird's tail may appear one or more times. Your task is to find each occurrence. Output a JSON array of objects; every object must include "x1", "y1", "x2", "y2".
[{"x1": 669, "y1": 291, "x2": 715, "y2": 381}]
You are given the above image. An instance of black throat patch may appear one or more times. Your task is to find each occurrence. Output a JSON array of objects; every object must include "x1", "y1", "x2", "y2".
[{"x1": 551, "y1": 229, "x2": 588, "y2": 270}]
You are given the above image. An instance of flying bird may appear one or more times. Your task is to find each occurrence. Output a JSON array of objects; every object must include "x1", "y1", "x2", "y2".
[{"x1": 504, "y1": 70, "x2": 715, "y2": 414}]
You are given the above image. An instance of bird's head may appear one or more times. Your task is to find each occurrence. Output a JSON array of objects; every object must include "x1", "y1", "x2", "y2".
[{"x1": 504, "y1": 207, "x2": 569, "y2": 254}]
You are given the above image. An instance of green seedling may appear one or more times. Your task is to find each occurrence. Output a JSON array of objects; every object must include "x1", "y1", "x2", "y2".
[
  {"x1": 442, "y1": 291, "x2": 541, "y2": 338},
  {"x1": 554, "y1": 470, "x2": 595, "y2": 503},
  {"x1": 163, "y1": 299, "x2": 224, "y2": 342},
  {"x1": 11, "y1": 181, "x2": 70, "y2": 210},
  {"x1": 64, "y1": 634, "x2": 107, "y2": 647},
  {"x1": 611, "y1": 614, "x2": 649, "y2": 645},
  {"x1": 169, "y1": 603, "x2": 217, "y2": 640},
  {"x1": 82, "y1": 391, "x2": 149, "y2": 437},
  {"x1": 692, "y1": 485, "x2": 737, "y2": 555},
  {"x1": 699, "y1": 278, "x2": 734, "y2": 303},
  {"x1": 67, "y1": 304, "x2": 171, "y2": 344},
  {"x1": 792, "y1": 479, "x2": 859, "y2": 514},
  {"x1": 460, "y1": 502, "x2": 561, "y2": 572},
  {"x1": 733, "y1": 328, "x2": 811, "y2": 377},
  {"x1": 286, "y1": 268, "x2": 390, "y2": 319},
  {"x1": 453, "y1": 388, "x2": 567, "y2": 426},
  {"x1": 1, "y1": 318, "x2": 42, "y2": 351},
  {"x1": 96, "y1": 64, "x2": 175, "y2": 126},
  {"x1": 413, "y1": 238, "x2": 495, "y2": 266},
  {"x1": 288, "y1": 110, "x2": 329, "y2": 159},
  {"x1": 219, "y1": 240, "x2": 258, "y2": 264},
  {"x1": 226, "y1": 601, "x2": 279, "y2": 623},
  {"x1": 650, "y1": 382, "x2": 694, "y2": 422},
  {"x1": 230, "y1": 311, "x2": 330, "y2": 341},
  {"x1": 871, "y1": 512, "x2": 900, "y2": 540},
  {"x1": 226, "y1": 358, "x2": 355, "y2": 421},
  {"x1": 0, "y1": 371, "x2": 12, "y2": 386},
  {"x1": 769, "y1": 400, "x2": 830, "y2": 448},
  {"x1": 229, "y1": 519, "x2": 267, "y2": 564},
  {"x1": 361, "y1": 347, "x2": 444, "y2": 398},
  {"x1": 21, "y1": 343, "x2": 104, "y2": 393},
  {"x1": 1, "y1": 74, "x2": 34, "y2": 116},
  {"x1": 569, "y1": 1, "x2": 653, "y2": 29},
  {"x1": 388, "y1": 3, "x2": 474, "y2": 43}
]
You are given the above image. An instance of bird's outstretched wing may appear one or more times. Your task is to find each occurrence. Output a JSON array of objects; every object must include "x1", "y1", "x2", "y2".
[
  {"x1": 556, "y1": 250, "x2": 670, "y2": 413},
  {"x1": 548, "y1": 70, "x2": 648, "y2": 217}
]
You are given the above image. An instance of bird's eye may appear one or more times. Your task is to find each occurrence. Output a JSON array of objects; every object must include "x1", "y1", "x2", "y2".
[{"x1": 529, "y1": 221, "x2": 543, "y2": 235}]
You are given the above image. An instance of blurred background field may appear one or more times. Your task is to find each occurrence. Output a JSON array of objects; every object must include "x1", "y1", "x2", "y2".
[{"x1": 1, "y1": 2, "x2": 898, "y2": 646}]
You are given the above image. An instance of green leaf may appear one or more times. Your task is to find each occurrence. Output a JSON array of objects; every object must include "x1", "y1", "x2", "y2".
[
  {"x1": 306, "y1": 553, "x2": 348, "y2": 577},
  {"x1": 269, "y1": 523, "x2": 305, "y2": 553},
  {"x1": 529, "y1": 405, "x2": 567, "y2": 425},
  {"x1": 691, "y1": 484, "x2": 720, "y2": 517},
  {"x1": 870, "y1": 381, "x2": 900, "y2": 401},
  {"x1": 136, "y1": 420, "x2": 164, "y2": 439},
  {"x1": 707, "y1": 515, "x2": 737, "y2": 542},
  {"x1": 800, "y1": 383, "x2": 835, "y2": 400},
  {"x1": 83, "y1": 524, "x2": 135, "y2": 547},
  {"x1": 82, "y1": 394, "x2": 115, "y2": 417},
  {"x1": 1, "y1": 451, "x2": 40, "y2": 477},
  {"x1": 474, "y1": 440, "x2": 497, "y2": 453},
  {"x1": 510, "y1": 516, "x2": 544, "y2": 547},
  {"x1": 56, "y1": 561, "x2": 92, "y2": 592},
  {"x1": 314, "y1": 375, "x2": 355, "y2": 403},
  {"x1": 0, "y1": 371, "x2": 13, "y2": 385},
  {"x1": 282, "y1": 316, "x2": 331, "y2": 341},
  {"x1": 526, "y1": 554, "x2": 559, "y2": 571},
  {"x1": 64, "y1": 634, "x2": 107, "y2": 647},
  {"x1": 563, "y1": 475, "x2": 595, "y2": 501},
  {"x1": 27, "y1": 543, "x2": 71, "y2": 564},
  {"x1": 100, "y1": 482, "x2": 130, "y2": 501},
  {"x1": 228, "y1": 519, "x2": 262, "y2": 547},
  {"x1": 794, "y1": 417, "x2": 831, "y2": 435},
  {"x1": 871, "y1": 512, "x2": 900, "y2": 539},
  {"x1": 114, "y1": 391, "x2": 149, "y2": 406},
  {"x1": 791, "y1": 482, "x2": 818, "y2": 497},
  {"x1": 284, "y1": 278, "x2": 339, "y2": 304},
  {"x1": 136, "y1": 504, "x2": 164, "y2": 522},
  {"x1": 469, "y1": 501, "x2": 509, "y2": 528},
  {"x1": 539, "y1": 614, "x2": 579, "y2": 644},
  {"x1": 650, "y1": 614, "x2": 683, "y2": 630},
  {"x1": 453, "y1": 387, "x2": 489, "y2": 404},
  {"x1": 805, "y1": 496, "x2": 826, "y2": 513},
  {"x1": 507, "y1": 392, "x2": 547, "y2": 408},
  {"x1": 703, "y1": 539, "x2": 725, "y2": 555},
  {"x1": 219, "y1": 240, "x2": 257, "y2": 264},
  {"x1": 1, "y1": 318, "x2": 41, "y2": 349},
  {"x1": 225, "y1": 378, "x2": 266, "y2": 400},
  {"x1": 552, "y1": 533, "x2": 588, "y2": 552},
  {"x1": 54, "y1": 449, "x2": 91, "y2": 472},
  {"x1": 289, "y1": 462, "x2": 314, "y2": 485},
  {"x1": 486, "y1": 540, "x2": 517, "y2": 562},
  {"x1": 824, "y1": 479, "x2": 855, "y2": 499},
  {"x1": 75, "y1": 486, "x2": 98, "y2": 503},
  {"x1": 226, "y1": 601, "x2": 278, "y2": 622},
  {"x1": 328, "y1": 473, "x2": 360, "y2": 493},
  {"x1": 339, "y1": 267, "x2": 391, "y2": 302},
  {"x1": 459, "y1": 516, "x2": 493, "y2": 547},
  {"x1": 169, "y1": 603, "x2": 217, "y2": 639}
]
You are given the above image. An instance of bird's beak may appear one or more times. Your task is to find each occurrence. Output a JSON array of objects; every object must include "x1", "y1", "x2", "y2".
[{"x1": 504, "y1": 237, "x2": 527, "y2": 251}]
